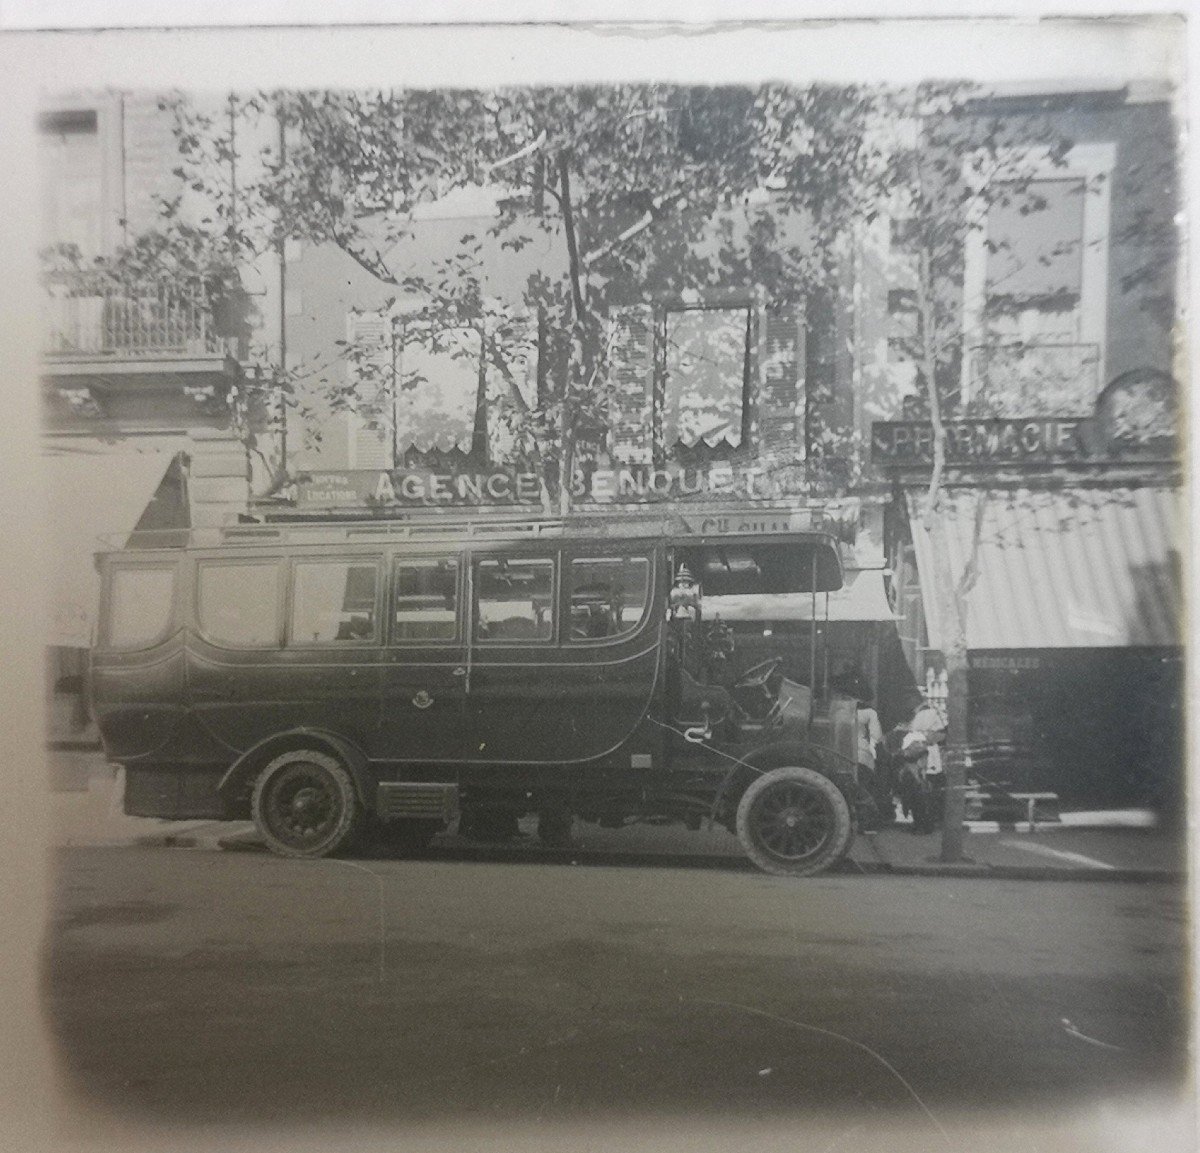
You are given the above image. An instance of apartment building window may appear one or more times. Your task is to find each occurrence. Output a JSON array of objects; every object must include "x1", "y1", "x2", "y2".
[
  {"x1": 39, "y1": 110, "x2": 103, "y2": 259},
  {"x1": 394, "y1": 324, "x2": 482, "y2": 454},
  {"x1": 346, "y1": 311, "x2": 484, "y2": 467},
  {"x1": 963, "y1": 144, "x2": 1114, "y2": 415},
  {"x1": 660, "y1": 304, "x2": 751, "y2": 455}
]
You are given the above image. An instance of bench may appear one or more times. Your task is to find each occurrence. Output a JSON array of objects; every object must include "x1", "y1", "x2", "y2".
[{"x1": 964, "y1": 789, "x2": 1060, "y2": 830}]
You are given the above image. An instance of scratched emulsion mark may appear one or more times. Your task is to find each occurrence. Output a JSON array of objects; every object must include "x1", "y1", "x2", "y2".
[
  {"x1": 694, "y1": 998, "x2": 951, "y2": 1144},
  {"x1": 320, "y1": 859, "x2": 388, "y2": 981},
  {"x1": 60, "y1": 901, "x2": 177, "y2": 931},
  {"x1": 1061, "y1": 1018, "x2": 1126, "y2": 1052}
]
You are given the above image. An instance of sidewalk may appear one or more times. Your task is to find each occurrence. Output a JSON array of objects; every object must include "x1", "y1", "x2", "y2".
[{"x1": 48, "y1": 752, "x2": 1186, "y2": 881}]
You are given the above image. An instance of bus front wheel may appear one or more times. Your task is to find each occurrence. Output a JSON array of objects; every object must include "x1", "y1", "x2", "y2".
[
  {"x1": 251, "y1": 749, "x2": 362, "y2": 859},
  {"x1": 736, "y1": 767, "x2": 852, "y2": 877}
]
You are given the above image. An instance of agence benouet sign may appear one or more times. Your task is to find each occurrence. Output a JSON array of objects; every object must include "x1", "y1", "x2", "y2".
[{"x1": 290, "y1": 463, "x2": 818, "y2": 509}]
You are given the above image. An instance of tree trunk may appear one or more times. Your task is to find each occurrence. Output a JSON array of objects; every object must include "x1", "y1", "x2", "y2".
[
  {"x1": 925, "y1": 510, "x2": 971, "y2": 861},
  {"x1": 913, "y1": 231, "x2": 970, "y2": 862}
]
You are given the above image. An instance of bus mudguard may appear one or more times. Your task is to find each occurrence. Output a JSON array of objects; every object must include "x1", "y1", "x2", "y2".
[{"x1": 216, "y1": 728, "x2": 374, "y2": 818}]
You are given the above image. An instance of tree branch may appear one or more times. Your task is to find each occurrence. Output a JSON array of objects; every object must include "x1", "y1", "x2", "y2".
[
  {"x1": 581, "y1": 190, "x2": 685, "y2": 268},
  {"x1": 557, "y1": 153, "x2": 587, "y2": 323},
  {"x1": 485, "y1": 129, "x2": 548, "y2": 173}
]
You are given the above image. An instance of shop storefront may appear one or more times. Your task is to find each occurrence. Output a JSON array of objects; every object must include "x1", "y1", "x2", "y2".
[{"x1": 875, "y1": 371, "x2": 1184, "y2": 810}]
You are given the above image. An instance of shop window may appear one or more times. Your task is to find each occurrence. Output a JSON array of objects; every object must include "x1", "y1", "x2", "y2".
[
  {"x1": 567, "y1": 556, "x2": 650, "y2": 642},
  {"x1": 106, "y1": 565, "x2": 175, "y2": 650},
  {"x1": 392, "y1": 556, "x2": 459, "y2": 642},
  {"x1": 290, "y1": 561, "x2": 380, "y2": 645},
  {"x1": 661, "y1": 305, "x2": 751, "y2": 454},
  {"x1": 197, "y1": 561, "x2": 280, "y2": 648},
  {"x1": 474, "y1": 557, "x2": 555, "y2": 642}
]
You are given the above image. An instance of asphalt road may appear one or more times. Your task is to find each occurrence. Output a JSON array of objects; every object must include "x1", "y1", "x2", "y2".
[{"x1": 42, "y1": 844, "x2": 1190, "y2": 1149}]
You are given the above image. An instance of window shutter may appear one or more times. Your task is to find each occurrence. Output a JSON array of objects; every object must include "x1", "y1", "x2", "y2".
[
  {"x1": 346, "y1": 310, "x2": 391, "y2": 470},
  {"x1": 607, "y1": 304, "x2": 654, "y2": 465},
  {"x1": 757, "y1": 299, "x2": 806, "y2": 462}
]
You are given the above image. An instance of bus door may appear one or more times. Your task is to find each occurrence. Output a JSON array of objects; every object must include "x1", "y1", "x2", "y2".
[
  {"x1": 376, "y1": 552, "x2": 471, "y2": 763},
  {"x1": 464, "y1": 547, "x2": 660, "y2": 766}
]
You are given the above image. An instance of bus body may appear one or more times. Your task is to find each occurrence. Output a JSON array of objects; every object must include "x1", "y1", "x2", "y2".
[{"x1": 89, "y1": 510, "x2": 870, "y2": 876}]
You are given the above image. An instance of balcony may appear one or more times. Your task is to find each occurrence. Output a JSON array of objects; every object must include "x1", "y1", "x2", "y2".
[
  {"x1": 967, "y1": 342, "x2": 1101, "y2": 417},
  {"x1": 41, "y1": 270, "x2": 244, "y2": 425}
]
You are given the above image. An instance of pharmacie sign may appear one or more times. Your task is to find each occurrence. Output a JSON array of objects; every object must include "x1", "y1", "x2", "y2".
[
  {"x1": 872, "y1": 418, "x2": 1089, "y2": 466},
  {"x1": 292, "y1": 463, "x2": 820, "y2": 509}
]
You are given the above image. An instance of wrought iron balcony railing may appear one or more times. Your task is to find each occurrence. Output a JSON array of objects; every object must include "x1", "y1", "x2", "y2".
[
  {"x1": 967, "y1": 341, "x2": 1101, "y2": 416},
  {"x1": 42, "y1": 271, "x2": 226, "y2": 359}
]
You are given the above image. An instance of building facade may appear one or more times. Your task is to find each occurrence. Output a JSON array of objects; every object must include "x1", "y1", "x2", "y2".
[
  {"x1": 41, "y1": 83, "x2": 1184, "y2": 807},
  {"x1": 39, "y1": 93, "x2": 261, "y2": 742}
]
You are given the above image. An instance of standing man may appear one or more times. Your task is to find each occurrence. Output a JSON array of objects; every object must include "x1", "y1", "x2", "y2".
[{"x1": 855, "y1": 692, "x2": 889, "y2": 826}]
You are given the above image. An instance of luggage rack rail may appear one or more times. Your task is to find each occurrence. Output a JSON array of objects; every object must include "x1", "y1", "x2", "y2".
[{"x1": 96, "y1": 504, "x2": 846, "y2": 552}]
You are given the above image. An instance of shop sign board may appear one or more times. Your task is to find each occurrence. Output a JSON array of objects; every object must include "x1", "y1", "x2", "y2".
[
  {"x1": 970, "y1": 654, "x2": 1043, "y2": 670},
  {"x1": 289, "y1": 462, "x2": 828, "y2": 510},
  {"x1": 872, "y1": 418, "x2": 1089, "y2": 466}
]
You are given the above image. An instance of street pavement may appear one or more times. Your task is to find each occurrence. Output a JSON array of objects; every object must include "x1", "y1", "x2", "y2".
[
  {"x1": 48, "y1": 749, "x2": 1187, "y2": 881},
  {"x1": 41, "y1": 842, "x2": 1190, "y2": 1150},
  {"x1": 37, "y1": 750, "x2": 1192, "y2": 1152}
]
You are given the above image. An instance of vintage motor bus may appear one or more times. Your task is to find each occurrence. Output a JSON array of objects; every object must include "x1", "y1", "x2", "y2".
[{"x1": 88, "y1": 509, "x2": 872, "y2": 876}]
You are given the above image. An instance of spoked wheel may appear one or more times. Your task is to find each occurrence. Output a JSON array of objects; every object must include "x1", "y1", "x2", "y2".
[
  {"x1": 251, "y1": 749, "x2": 362, "y2": 859},
  {"x1": 736, "y1": 767, "x2": 853, "y2": 877}
]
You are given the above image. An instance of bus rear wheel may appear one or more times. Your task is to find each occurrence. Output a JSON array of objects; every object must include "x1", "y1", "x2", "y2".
[
  {"x1": 251, "y1": 749, "x2": 361, "y2": 859},
  {"x1": 736, "y1": 767, "x2": 852, "y2": 877}
]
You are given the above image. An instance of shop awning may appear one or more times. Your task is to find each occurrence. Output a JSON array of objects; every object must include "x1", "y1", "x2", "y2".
[
  {"x1": 44, "y1": 438, "x2": 187, "y2": 647},
  {"x1": 906, "y1": 486, "x2": 1182, "y2": 650},
  {"x1": 704, "y1": 569, "x2": 897, "y2": 623}
]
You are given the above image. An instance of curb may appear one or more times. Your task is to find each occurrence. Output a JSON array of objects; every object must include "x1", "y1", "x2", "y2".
[
  {"x1": 204, "y1": 832, "x2": 1180, "y2": 882},
  {"x1": 848, "y1": 860, "x2": 1183, "y2": 883}
]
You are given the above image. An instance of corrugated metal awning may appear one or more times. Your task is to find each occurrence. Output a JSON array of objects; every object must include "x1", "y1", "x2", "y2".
[
  {"x1": 705, "y1": 570, "x2": 897, "y2": 623},
  {"x1": 906, "y1": 486, "x2": 1182, "y2": 650}
]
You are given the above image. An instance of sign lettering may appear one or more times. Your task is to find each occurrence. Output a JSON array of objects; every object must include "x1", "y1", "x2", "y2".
[
  {"x1": 291, "y1": 464, "x2": 831, "y2": 509},
  {"x1": 872, "y1": 419, "x2": 1088, "y2": 466}
]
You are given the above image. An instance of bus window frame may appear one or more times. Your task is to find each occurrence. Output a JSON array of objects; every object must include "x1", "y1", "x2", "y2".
[
  {"x1": 563, "y1": 550, "x2": 656, "y2": 647},
  {"x1": 469, "y1": 548, "x2": 560, "y2": 647},
  {"x1": 285, "y1": 554, "x2": 384, "y2": 649},
  {"x1": 101, "y1": 558, "x2": 180, "y2": 651},
  {"x1": 194, "y1": 554, "x2": 285, "y2": 651},
  {"x1": 387, "y1": 551, "x2": 463, "y2": 647}
]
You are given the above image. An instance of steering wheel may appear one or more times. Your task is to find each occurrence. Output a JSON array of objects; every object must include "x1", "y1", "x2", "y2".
[{"x1": 735, "y1": 657, "x2": 783, "y2": 691}]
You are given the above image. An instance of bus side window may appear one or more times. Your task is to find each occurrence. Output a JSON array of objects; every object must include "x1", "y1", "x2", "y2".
[
  {"x1": 105, "y1": 564, "x2": 176, "y2": 649},
  {"x1": 197, "y1": 560, "x2": 281, "y2": 648},
  {"x1": 290, "y1": 560, "x2": 380, "y2": 645},
  {"x1": 474, "y1": 557, "x2": 555, "y2": 642},
  {"x1": 392, "y1": 556, "x2": 458, "y2": 642},
  {"x1": 567, "y1": 556, "x2": 650, "y2": 642}
]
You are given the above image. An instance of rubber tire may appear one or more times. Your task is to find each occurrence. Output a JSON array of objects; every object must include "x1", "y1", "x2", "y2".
[
  {"x1": 537, "y1": 806, "x2": 574, "y2": 848},
  {"x1": 251, "y1": 749, "x2": 362, "y2": 859},
  {"x1": 736, "y1": 766, "x2": 853, "y2": 877}
]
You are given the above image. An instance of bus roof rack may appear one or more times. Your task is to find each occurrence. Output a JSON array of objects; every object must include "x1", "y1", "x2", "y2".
[{"x1": 96, "y1": 503, "x2": 852, "y2": 553}]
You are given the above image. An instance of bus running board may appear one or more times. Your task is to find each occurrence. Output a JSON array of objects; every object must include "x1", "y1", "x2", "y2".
[{"x1": 376, "y1": 782, "x2": 460, "y2": 822}]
